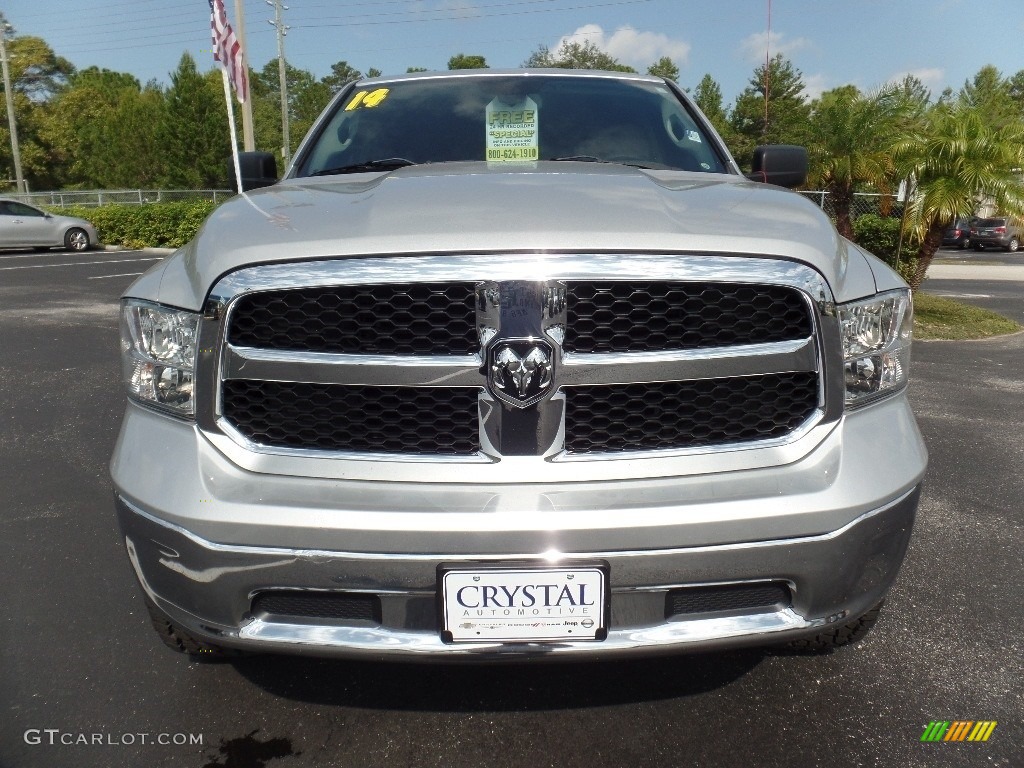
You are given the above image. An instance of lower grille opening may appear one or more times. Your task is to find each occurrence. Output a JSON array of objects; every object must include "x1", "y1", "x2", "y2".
[
  {"x1": 251, "y1": 591, "x2": 382, "y2": 625},
  {"x1": 665, "y1": 582, "x2": 791, "y2": 618}
]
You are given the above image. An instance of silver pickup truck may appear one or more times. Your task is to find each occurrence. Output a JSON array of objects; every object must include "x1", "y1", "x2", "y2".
[{"x1": 111, "y1": 69, "x2": 926, "y2": 660}]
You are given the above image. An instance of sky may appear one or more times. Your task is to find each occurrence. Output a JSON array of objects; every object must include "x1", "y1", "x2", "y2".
[{"x1": 5, "y1": 0, "x2": 1024, "y2": 104}]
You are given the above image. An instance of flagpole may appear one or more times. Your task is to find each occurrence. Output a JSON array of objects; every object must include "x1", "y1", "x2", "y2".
[{"x1": 220, "y1": 68, "x2": 244, "y2": 194}]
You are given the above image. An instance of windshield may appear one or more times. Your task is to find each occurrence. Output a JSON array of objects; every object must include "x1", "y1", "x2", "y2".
[{"x1": 295, "y1": 74, "x2": 729, "y2": 176}]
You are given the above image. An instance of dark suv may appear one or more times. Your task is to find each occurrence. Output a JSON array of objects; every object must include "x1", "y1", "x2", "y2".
[
  {"x1": 971, "y1": 217, "x2": 1021, "y2": 252},
  {"x1": 942, "y1": 217, "x2": 977, "y2": 249}
]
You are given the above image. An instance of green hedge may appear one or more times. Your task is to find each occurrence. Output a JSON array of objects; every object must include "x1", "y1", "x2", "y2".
[
  {"x1": 50, "y1": 201, "x2": 217, "y2": 250},
  {"x1": 852, "y1": 213, "x2": 918, "y2": 284}
]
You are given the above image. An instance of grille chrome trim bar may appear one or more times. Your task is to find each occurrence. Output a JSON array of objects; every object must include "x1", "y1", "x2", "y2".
[
  {"x1": 207, "y1": 252, "x2": 833, "y2": 300},
  {"x1": 222, "y1": 346, "x2": 484, "y2": 387},
  {"x1": 560, "y1": 338, "x2": 817, "y2": 386},
  {"x1": 222, "y1": 338, "x2": 817, "y2": 389}
]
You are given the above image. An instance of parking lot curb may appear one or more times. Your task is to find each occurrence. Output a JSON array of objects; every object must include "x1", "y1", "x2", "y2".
[
  {"x1": 102, "y1": 245, "x2": 176, "y2": 255},
  {"x1": 927, "y1": 264, "x2": 1024, "y2": 281}
]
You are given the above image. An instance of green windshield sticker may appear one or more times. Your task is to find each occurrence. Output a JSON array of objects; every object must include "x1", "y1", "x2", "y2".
[{"x1": 486, "y1": 96, "x2": 539, "y2": 162}]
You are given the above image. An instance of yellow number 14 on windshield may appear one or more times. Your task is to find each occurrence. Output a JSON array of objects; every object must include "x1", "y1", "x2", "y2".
[{"x1": 345, "y1": 88, "x2": 390, "y2": 111}]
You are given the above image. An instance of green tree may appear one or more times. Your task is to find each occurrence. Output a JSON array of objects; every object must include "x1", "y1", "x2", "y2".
[
  {"x1": 729, "y1": 54, "x2": 811, "y2": 170},
  {"x1": 806, "y1": 85, "x2": 909, "y2": 239},
  {"x1": 1009, "y1": 69, "x2": 1024, "y2": 113},
  {"x1": 53, "y1": 68, "x2": 167, "y2": 188},
  {"x1": 0, "y1": 36, "x2": 75, "y2": 189},
  {"x1": 248, "y1": 66, "x2": 283, "y2": 163},
  {"x1": 647, "y1": 56, "x2": 679, "y2": 82},
  {"x1": 6, "y1": 35, "x2": 74, "y2": 100},
  {"x1": 522, "y1": 40, "x2": 635, "y2": 72},
  {"x1": 692, "y1": 73, "x2": 731, "y2": 140},
  {"x1": 448, "y1": 54, "x2": 488, "y2": 70},
  {"x1": 34, "y1": 67, "x2": 131, "y2": 188},
  {"x1": 893, "y1": 105, "x2": 1024, "y2": 289},
  {"x1": 252, "y1": 61, "x2": 333, "y2": 160},
  {"x1": 959, "y1": 65, "x2": 1016, "y2": 129},
  {"x1": 322, "y1": 61, "x2": 362, "y2": 94},
  {"x1": 366, "y1": 68, "x2": 382, "y2": 78},
  {"x1": 894, "y1": 74, "x2": 931, "y2": 114},
  {"x1": 158, "y1": 54, "x2": 230, "y2": 188},
  {"x1": 406, "y1": 67, "x2": 428, "y2": 73},
  {"x1": 107, "y1": 85, "x2": 167, "y2": 187}
]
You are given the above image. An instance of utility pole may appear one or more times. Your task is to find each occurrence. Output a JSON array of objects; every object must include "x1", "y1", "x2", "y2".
[
  {"x1": 233, "y1": 0, "x2": 255, "y2": 151},
  {"x1": 0, "y1": 14, "x2": 25, "y2": 194},
  {"x1": 268, "y1": 0, "x2": 290, "y2": 168}
]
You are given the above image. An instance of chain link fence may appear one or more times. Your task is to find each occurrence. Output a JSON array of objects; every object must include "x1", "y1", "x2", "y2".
[
  {"x1": 800, "y1": 191, "x2": 902, "y2": 220},
  {"x1": 8, "y1": 189, "x2": 233, "y2": 208},
  {"x1": 16, "y1": 188, "x2": 899, "y2": 217}
]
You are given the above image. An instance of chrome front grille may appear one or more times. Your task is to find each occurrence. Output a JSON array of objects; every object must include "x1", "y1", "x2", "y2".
[{"x1": 206, "y1": 254, "x2": 837, "y2": 468}]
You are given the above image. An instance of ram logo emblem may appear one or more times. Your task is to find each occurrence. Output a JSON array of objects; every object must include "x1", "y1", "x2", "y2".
[{"x1": 488, "y1": 340, "x2": 554, "y2": 408}]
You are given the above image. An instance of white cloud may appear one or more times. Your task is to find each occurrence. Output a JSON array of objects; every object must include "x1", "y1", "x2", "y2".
[
  {"x1": 738, "y1": 31, "x2": 811, "y2": 63},
  {"x1": 802, "y1": 73, "x2": 828, "y2": 101},
  {"x1": 554, "y1": 24, "x2": 691, "y2": 68},
  {"x1": 885, "y1": 68, "x2": 946, "y2": 94}
]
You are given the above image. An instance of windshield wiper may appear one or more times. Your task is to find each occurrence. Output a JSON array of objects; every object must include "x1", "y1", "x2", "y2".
[
  {"x1": 546, "y1": 155, "x2": 655, "y2": 169},
  {"x1": 311, "y1": 158, "x2": 418, "y2": 176}
]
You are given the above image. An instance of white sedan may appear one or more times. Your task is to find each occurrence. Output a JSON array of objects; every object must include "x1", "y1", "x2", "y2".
[{"x1": 0, "y1": 198, "x2": 98, "y2": 251}]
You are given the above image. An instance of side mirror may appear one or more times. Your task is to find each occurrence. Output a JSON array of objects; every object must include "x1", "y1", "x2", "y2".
[
  {"x1": 746, "y1": 145, "x2": 808, "y2": 189},
  {"x1": 228, "y1": 151, "x2": 278, "y2": 192}
]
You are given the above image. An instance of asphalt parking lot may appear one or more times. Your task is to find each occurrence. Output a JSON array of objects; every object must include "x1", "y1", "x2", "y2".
[{"x1": 1, "y1": 249, "x2": 1021, "y2": 768}]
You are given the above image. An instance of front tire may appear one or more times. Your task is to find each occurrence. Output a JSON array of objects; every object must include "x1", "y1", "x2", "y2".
[
  {"x1": 64, "y1": 227, "x2": 89, "y2": 252},
  {"x1": 1006, "y1": 237, "x2": 1019, "y2": 253},
  {"x1": 786, "y1": 600, "x2": 885, "y2": 652}
]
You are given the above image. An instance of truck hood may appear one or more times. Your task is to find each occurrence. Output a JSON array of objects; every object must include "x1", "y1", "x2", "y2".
[{"x1": 131, "y1": 162, "x2": 877, "y2": 310}]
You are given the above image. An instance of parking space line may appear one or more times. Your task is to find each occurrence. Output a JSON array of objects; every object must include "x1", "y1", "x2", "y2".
[
  {"x1": 0, "y1": 250, "x2": 119, "y2": 260},
  {"x1": 0, "y1": 252, "x2": 68, "y2": 260},
  {"x1": 0, "y1": 258, "x2": 162, "y2": 271},
  {"x1": 87, "y1": 272, "x2": 145, "y2": 280}
]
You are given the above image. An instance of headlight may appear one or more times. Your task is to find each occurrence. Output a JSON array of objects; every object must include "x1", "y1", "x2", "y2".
[
  {"x1": 839, "y1": 289, "x2": 912, "y2": 407},
  {"x1": 120, "y1": 300, "x2": 200, "y2": 417}
]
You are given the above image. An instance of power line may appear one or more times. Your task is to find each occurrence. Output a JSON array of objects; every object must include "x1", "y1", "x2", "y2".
[{"x1": 49, "y1": 0, "x2": 653, "y2": 54}]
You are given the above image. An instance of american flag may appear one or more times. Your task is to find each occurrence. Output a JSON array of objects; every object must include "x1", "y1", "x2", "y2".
[{"x1": 209, "y1": 0, "x2": 249, "y2": 103}]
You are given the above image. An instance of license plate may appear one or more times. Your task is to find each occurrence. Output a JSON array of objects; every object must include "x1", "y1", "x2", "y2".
[{"x1": 440, "y1": 564, "x2": 608, "y2": 643}]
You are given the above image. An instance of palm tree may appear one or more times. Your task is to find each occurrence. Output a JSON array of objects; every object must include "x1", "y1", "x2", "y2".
[
  {"x1": 807, "y1": 85, "x2": 911, "y2": 239},
  {"x1": 893, "y1": 105, "x2": 1024, "y2": 289}
]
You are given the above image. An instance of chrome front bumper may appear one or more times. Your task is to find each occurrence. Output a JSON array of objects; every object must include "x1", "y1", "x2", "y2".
[{"x1": 117, "y1": 486, "x2": 919, "y2": 660}]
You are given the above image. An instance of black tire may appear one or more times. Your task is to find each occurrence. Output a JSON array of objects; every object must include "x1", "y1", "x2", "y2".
[
  {"x1": 144, "y1": 596, "x2": 243, "y2": 658},
  {"x1": 786, "y1": 600, "x2": 885, "y2": 652},
  {"x1": 64, "y1": 227, "x2": 90, "y2": 252},
  {"x1": 1006, "y1": 237, "x2": 1019, "y2": 253},
  {"x1": 958, "y1": 238, "x2": 969, "y2": 250}
]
